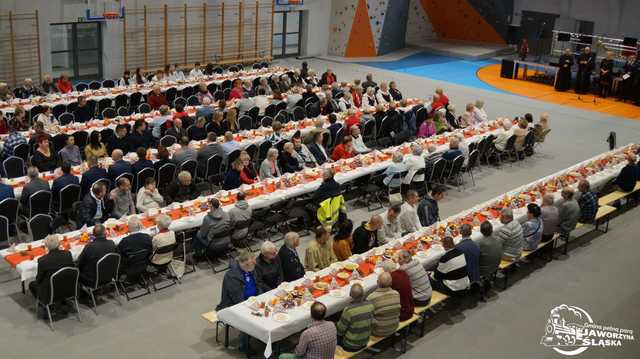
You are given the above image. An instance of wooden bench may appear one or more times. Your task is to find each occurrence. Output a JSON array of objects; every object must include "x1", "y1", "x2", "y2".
[
  {"x1": 598, "y1": 181, "x2": 640, "y2": 206},
  {"x1": 498, "y1": 236, "x2": 557, "y2": 289},
  {"x1": 335, "y1": 291, "x2": 449, "y2": 358},
  {"x1": 201, "y1": 310, "x2": 231, "y2": 348},
  {"x1": 562, "y1": 205, "x2": 617, "y2": 255}
]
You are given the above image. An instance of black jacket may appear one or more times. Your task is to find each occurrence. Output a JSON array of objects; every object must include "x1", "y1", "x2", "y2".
[
  {"x1": 108, "y1": 135, "x2": 129, "y2": 155},
  {"x1": 77, "y1": 236, "x2": 116, "y2": 286},
  {"x1": 311, "y1": 178, "x2": 341, "y2": 204},
  {"x1": 308, "y1": 143, "x2": 329, "y2": 165},
  {"x1": 254, "y1": 253, "x2": 284, "y2": 292},
  {"x1": 165, "y1": 181, "x2": 198, "y2": 204},
  {"x1": 352, "y1": 222, "x2": 379, "y2": 254},
  {"x1": 73, "y1": 105, "x2": 93, "y2": 123},
  {"x1": 217, "y1": 260, "x2": 262, "y2": 310},
  {"x1": 128, "y1": 131, "x2": 154, "y2": 152},
  {"x1": 615, "y1": 164, "x2": 638, "y2": 192},
  {"x1": 279, "y1": 152, "x2": 303, "y2": 173},
  {"x1": 34, "y1": 249, "x2": 74, "y2": 300},
  {"x1": 108, "y1": 160, "x2": 132, "y2": 183},
  {"x1": 80, "y1": 166, "x2": 108, "y2": 196},
  {"x1": 78, "y1": 192, "x2": 112, "y2": 227},
  {"x1": 116, "y1": 232, "x2": 153, "y2": 255},
  {"x1": 278, "y1": 245, "x2": 305, "y2": 282}
]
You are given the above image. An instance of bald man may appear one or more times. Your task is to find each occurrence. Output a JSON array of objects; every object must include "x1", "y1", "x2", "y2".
[
  {"x1": 352, "y1": 215, "x2": 383, "y2": 254},
  {"x1": 367, "y1": 272, "x2": 401, "y2": 337},
  {"x1": 108, "y1": 148, "x2": 132, "y2": 183},
  {"x1": 336, "y1": 284, "x2": 375, "y2": 352}
]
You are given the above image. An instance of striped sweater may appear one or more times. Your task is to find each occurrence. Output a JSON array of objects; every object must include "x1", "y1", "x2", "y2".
[
  {"x1": 366, "y1": 288, "x2": 401, "y2": 337},
  {"x1": 400, "y1": 259, "x2": 432, "y2": 302},
  {"x1": 434, "y1": 247, "x2": 470, "y2": 293},
  {"x1": 336, "y1": 301, "x2": 375, "y2": 351},
  {"x1": 495, "y1": 219, "x2": 524, "y2": 258}
]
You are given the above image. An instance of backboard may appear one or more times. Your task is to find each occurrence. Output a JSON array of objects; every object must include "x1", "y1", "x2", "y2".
[{"x1": 85, "y1": 0, "x2": 125, "y2": 21}]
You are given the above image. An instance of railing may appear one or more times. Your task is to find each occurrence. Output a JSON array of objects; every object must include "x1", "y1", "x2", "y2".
[{"x1": 0, "y1": 11, "x2": 42, "y2": 87}]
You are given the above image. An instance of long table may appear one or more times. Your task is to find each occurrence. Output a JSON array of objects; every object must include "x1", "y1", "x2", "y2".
[
  {"x1": 0, "y1": 123, "x2": 505, "y2": 283},
  {"x1": 0, "y1": 67, "x2": 290, "y2": 114},
  {"x1": 216, "y1": 144, "x2": 636, "y2": 358}
]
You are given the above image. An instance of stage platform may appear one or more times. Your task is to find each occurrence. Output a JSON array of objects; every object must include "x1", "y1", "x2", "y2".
[{"x1": 411, "y1": 39, "x2": 514, "y2": 60}]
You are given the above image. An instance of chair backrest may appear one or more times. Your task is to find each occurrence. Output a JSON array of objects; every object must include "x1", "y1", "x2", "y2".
[
  {"x1": 260, "y1": 116, "x2": 273, "y2": 128},
  {"x1": 3, "y1": 156, "x2": 25, "y2": 179},
  {"x1": 467, "y1": 149, "x2": 480, "y2": 170},
  {"x1": 72, "y1": 131, "x2": 89, "y2": 149},
  {"x1": 206, "y1": 83, "x2": 218, "y2": 94},
  {"x1": 29, "y1": 190, "x2": 52, "y2": 218},
  {"x1": 292, "y1": 106, "x2": 305, "y2": 121},
  {"x1": 238, "y1": 115, "x2": 253, "y2": 130},
  {"x1": 429, "y1": 158, "x2": 446, "y2": 182},
  {"x1": 377, "y1": 116, "x2": 389, "y2": 139},
  {"x1": 138, "y1": 103, "x2": 152, "y2": 114},
  {"x1": 115, "y1": 172, "x2": 134, "y2": 187},
  {"x1": 159, "y1": 135, "x2": 177, "y2": 148},
  {"x1": 52, "y1": 134, "x2": 67, "y2": 153},
  {"x1": 102, "y1": 79, "x2": 116, "y2": 88},
  {"x1": 275, "y1": 111, "x2": 288, "y2": 124},
  {"x1": 0, "y1": 198, "x2": 18, "y2": 224},
  {"x1": 59, "y1": 184, "x2": 81, "y2": 214},
  {"x1": 46, "y1": 267, "x2": 79, "y2": 305},
  {"x1": 505, "y1": 134, "x2": 517, "y2": 151},
  {"x1": 213, "y1": 90, "x2": 224, "y2": 101},
  {"x1": 75, "y1": 83, "x2": 89, "y2": 91},
  {"x1": 13, "y1": 143, "x2": 30, "y2": 163},
  {"x1": 59, "y1": 112, "x2": 75, "y2": 125},
  {"x1": 264, "y1": 104, "x2": 277, "y2": 118},
  {"x1": 223, "y1": 88, "x2": 231, "y2": 100},
  {"x1": 539, "y1": 128, "x2": 551, "y2": 143},
  {"x1": 448, "y1": 155, "x2": 465, "y2": 178},
  {"x1": 100, "y1": 128, "x2": 115, "y2": 144},
  {"x1": 204, "y1": 154, "x2": 223, "y2": 180},
  {"x1": 179, "y1": 160, "x2": 197, "y2": 179},
  {"x1": 362, "y1": 119, "x2": 376, "y2": 142},
  {"x1": 187, "y1": 95, "x2": 200, "y2": 106},
  {"x1": 257, "y1": 140, "x2": 272, "y2": 163},
  {"x1": 333, "y1": 126, "x2": 345, "y2": 147},
  {"x1": 180, "y1": 86, "x2": 194, "y2": 98},
  {"x1": 165, "y1": 87, "x2": 178, "y2": 103},
  {"x1": 221, "y1": 79, "x2": 233, "y2": 89},
  {"x1": 468, "y1": 141, "x2": 478, "y2": 154},
  {"x1": 322, "y1": 131, "x2": 330, "y2": 148},
  {"x1": 415, "y1": 107, "x2": 427, "y2": 129},
  {"x1": 173, "y1": 96, "x2": 187, "y2": 108},
  {"x1": 411, "y1": 167, "x2": 427, "y2": 183},
  {"x1": 0, "y1": 215, "x2": 9, "y2": 244},
  {"x1": 135, "y1": 167, "x2": 156, "y2": 191},
  {"x1": 227, "y1": 149, "x2": 241, "y2": 167},
  {"x1": 98, "y1": 98, "x2": 112, "y2": 113},
  {"x1": 94, "y1": 253, "x2": 121, "y2": 289},
  {"x1": 29, "y1": 213, "x2": 53, "y2": 241},
  {"x1": 117, "y1": 106, "x2": 129, "y2": 117},
  {"x1": 52, "y1": 104, "x2": 67, "y2": 119},
  {"x1": 524, "y1": 130, "x2": 535, "y2": 149},
  {"x1": 245, "y1": 143, "x2": 258, "y2": 160},
  {"x1": 102, "y1": 107, "x2": 117, "y2": 119},
  {"x1": 89, "y1": 81, "x2": 102, "y2": 90},
  {"x1": 305, "y1": 103, "x2": 319, "y2": 118},
  {"x1": 121, "y1": 248, "x2": 149, "y2": 278},
  {"x1": 114, "y1": 94, "x2": 128, "y2": 109},
  {"x1": 389, "y1": 170, "x2": 407, "y2": 190},
  {"x1": 151, "y1": 242, "x2": 178, "y2": 263}
]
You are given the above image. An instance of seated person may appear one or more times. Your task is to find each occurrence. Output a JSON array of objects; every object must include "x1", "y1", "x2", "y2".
[
  {"x1": 493, "y1": 119, "x2": 514, "y2": 152},
  {"x1": 304, "y1": 226, "x2": 337, "y2": 272},
  {"x1": 397, "y1": 249, "x2": 432, "y2": 306},
  {"x1": 85, "y1": 132, "x2": 108, "y2": 159},
  {"x1": 333, "y1": 219, "x2": 354, "y2": 261},
  {"x1": 367, "y1": 272, "x2": 401, "y2": 337},
  {"x1": 20, "y1": 166, "x2": 51, "y2": 215},
  {"x1": 614, "y1": 154, "x2": 638, "y2": 192},
  {"x1": 279, "y1": 142, "x2": 303, "y2": 173},
  {"x1": 456, "y1": 224, "x2": 481, "y2": 284},
  {"x1": 239, "y1": 151, "x2": 258, "y2": 184},
  {"x1": 150, "y1": 214, "x2": 176, "y2": 266},
  {"x1": 331, "y1": 136, "x2": 355, "y2": 161},
  {"x1": 172, "y1": 136, "x2": 197, "y2": 165},
  {"x1": 222, "y1": 159, "x2": 244, "y2": 190},
  {"x1": 577, "y1": 180, "x2": 598, "y2": 224},
  {"x1": 193, "y1": 198, "x2": 233, "y2": 255},
  {"x1": 188, "y1": 117, "x2": 207, "y2": 141},
  {"x1": 336, "y1": 283, "x2": 374, "y2": 352},
  {"x1": 77, "y1": 224, "x2": 116, "y2": 286},
  {"x1": 254, "y1": 241, "x2": 284, "y2": 292},
  {"x1": 28, "y1": 235, "x2": 74, "y2": 299},
  {"x1": 403, "y1": 143, "x2": 426, "y2": 185},
  {"x1": 110, "y1": 177, "x2": 136, "y2": 218},
  {"x1": 108, "y1": 149, "x2": 132, "y2": 183},
  {"x1": 131, "y1": 147, "x2": 154, "y2": 175},
  {"x1": 136, "y1": 177, "x2": 164, "y2": 212},
  {"x1": 350, "y1": 126, "x2": 371, "y2": 154},
  {"x1": 382, "y1": 151, "x2": 406, "y2": 187},
  {"x1": 307, "y1": 132, "x2": 331, "y2": 165},
  {"x1": 352, "y1": 215, "x2": 383, "y2": 254},
  {"x1": 556, "y1": 188, "x2": 581, "y2": 236},
  {"x1": 165, "y1": 170, "x2": 198, "y2": 204},
  {"x1": 441, "y1": 137, "x2": 463, "y2": 162},
  {"x1": 78, "y1": 182, "x2": 112, "y2": 226},
  {"x1": 381, "y1": 260, "x2": 414, "y2": 321},
  {"x1": 495, "y1": 208, "x2": 524, "y2": 260},
  {"x1": 116, "y1": 217, "x2": 153, "y2": 256},
  {"x1": 311, "y1": 168, "x2": 341, "y2": 205},
  {"x1": 108, "y1": 125, "x2": 129, "y2": 155},
  {"x1": 80, "y1": 156, "x2": 108, "y2": 196},
  {"x1": 522, "y1": 203, "x2": 544, "y2": 251},
  {"x1": 222, "y1": 131, "x2": 241, "y2": 155},
  {"x1": 216, "y1": 251, "x2": 261, "y2": 310},
  {"x1": 31, "y1": 135, "x2": 57, "y2": 173},
  {"x1": 259, "y1": 148, "x2": 281, "y2": 179},
  {"x1": 279, "y1": 232, "x2": 306, "y2": 282},
  {"x1": 58, "y1": 135, "x2": 82, "y2": 166},
  {"x1": 280, "y1": 302, "x2": 336, "y2": 359},
  {"x1": 430, "y1": 236, "x2": 470, "y2": 296},
  {"x1": 477, "y1": 221, "x2": 503, "y2": 280}
]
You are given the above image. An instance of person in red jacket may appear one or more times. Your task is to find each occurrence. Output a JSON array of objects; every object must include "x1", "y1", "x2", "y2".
[
  {"x1": 344, "y1": 110, "x2": 361, "y2": 130},
  {"x1": 147, "y1": 85, "x2": 168, "y2": 110},
  {"x1": 321, "y1": 68, "x2": 337, "y2": 86},
  {"x1": 435, "y1": 88, "x2": 449, "y2": 107},
  {"x1": 331, "y1": 135, "x2": 355, "y2": 161},
  {"x1": 351, "y1": 86, "x2": 363, "y2": 108},
  {"x1": 382, "y1": 260, "x2": 414, "y2": 321},
  {"x1": 229, "y1": 79, "x2": 244, "y2": 100},
  {"x1": 56, "y1": 75, "x2": 73, "y2": 94}
]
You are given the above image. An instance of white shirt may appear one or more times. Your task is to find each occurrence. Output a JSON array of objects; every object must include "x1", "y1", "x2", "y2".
[
  {"x1": 167, "y1": 70, "x2": 185, "y2": 82},
  {"x1": 473, "y1": 107, "x2": 488, "y2": 123},
  {"x1": 403, "y1": 154, "x2": 426, "y2": 184},
  {"x1": 189, "y1": 68, "x2": 204, "y2": 78},
  {"x1": 399, "y1": 201, "x2": 423, "y2": 233},
  {"x1": 362, "y1": 93, "x2": 377, "y2": 108},
  {"x1": 380, "y1": 211, "x2": 402, "y2": 242},
  {"x1": 254, "y1": 95, "x2": 270, "y2": 115},
  {"x1": 351, "y1": 135, "x2": 370, "y2": 154},
  {"x1": 35, "y1": 113, "x2": 58, "y2": 132},
  {"x1": 376, "y1": 90, "x2": 391, "y2": 105},
  {"x1": 338, "y1": 97, "x2": 354, "y2": 112}
]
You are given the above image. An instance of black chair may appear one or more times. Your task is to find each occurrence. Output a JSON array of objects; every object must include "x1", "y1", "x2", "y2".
[
  {"x1": 213, "y1": 66, "x2": 224, "y2": 74},
  {"x1": 207, "y1": 83, "x2": 218, "y2": 94},
  {"x1": 228, "y1": 65, "x2": 239, "y2": 72},
  {"x1": 463, "y1": 150, "x2": 480, "y2": 186},
  {"x1": 148, "y1": 242, "x2": 179, "y2": 290},
  {"x1": 428, "y1": 158, "x2": 447, "y2": 186},
  {"x1": 57, "y1": 184, "x2": 81, "y2": 215},
  {"x1": 498, "y1": 135, "x2": 518, "y2": 163},
  {"x1": 101, "y1": 107, "x2": 117, "y2": 119},
  {"x1": 157, "y1": 163, "x2": 177, "y2": 190},
  {"x1": 361, "y1": 119, "x2": 376, "y2": 147},
  {"x1": 72, "y1": 131, "x2": 89, "y2": 150},
  {"x1": 523, "y1": 131, "x2": 536, "y2": 157},
  {"x1": 213, "y1": 90, "x2": 224, "y2": 101},
  {"x1": 245, "y1": 143, "x2": 258, "y2": 160},
  {"x1": 178, "y1": 160, "x2": 197, "y2": 180},
  {"x1": 260, "y1": 116, "x2": 273, "y2": 128},
  {"x1": 13, "y1": 143, "x2": 29, "y2": 164},
  {"x1": 28, "y1": 190, "x2": 52, "y2": 218},
  {"x1": 159, "y1": 135, "x2": 177, "y2": 148},
  {"x1": 415, "y1": 107, "x2": 427, "y2": 130},
  {"x1": 238, "y1": 115, "x2": 253, "y2": 130},
  {"x1": 115, "y1": 172, "x2": 134, "y2": 188},
  {"x1": 247, "y1": 107, "x2": 260, "y2": 122},
  {"x1": 226, "y1": 149, "x2": 241, "y2": 170},
  {"x1": 100, "y1": 128, "x2": 115, "y2": 145},
  {"x1": 28, "y1": 214, "x2": 53, "y2": 241},
  {"x1": 0, "y1": 215, "x2": 10, "y2": 247},
  {"x1": 187, "y1": 95, "x2": 200, "y2": 106},
  {"x1": 66, "y1": 101, "x2": 78, "y2": 114},
  {"x1": 181, "y1": 86, "x2": 194, "y2": 99},
  {"x1": 292, "y1": 106, "x2": 305, "y2": 121},
  {"x1": 129, "y1": 92, "x2": 143, "y2": 112},
  {"x1": 165, "y1": 87, "x2": 178, "y2": 104},
  {"x1": 119, "y1": 248, "x2": 152, "y2": 300},
  {"x1": 75, "y1": 83, "x2": 89, "y2": 91},
  {"x1": 82, "y1": 253, "x2": 122, "y2": 314},
  {"x1": 97, "y1": 98, "x2": 112, "y2": 115},
  {"x1": 135, "y1": 167, "x2": 156, "y2": 192},
  {"x1": 115, "y1": 94, "x2": 128, "y2": 109},
  {"x1": 275, "y1": 111, "x2": 288, "y2": 124},
  {"x1": 221, "y1": 79, "x2": 233, "y2": 89},
  {"x1": 202, "y1": 154, "x2": 223, "y2": 184},
  {"x1": 102, "y1": 79, "x2": 116, "y2": 88},
  {"x1": 264, "y1": 104, "x2": 277, "y2": 118},
  {"x1": 409, "y1": 168, "x2": 428, "y2": 196},
  {"x1": 52, "y1": 104, "x2": 67, "y2": 120},
  {"x1": 3, "y1": 156, "x2": 25, "y2": 178},
  {"x1": 223, "y1": 88, "x2": 231, "y2": 101},
  {"x1": 305, "y1": 103, "x2": 319, "y2": 118},
  {"x1": 117, "y1": 106, "x2": 129, "y2": 117},
  {"x1": 0, "y1": 198, "x2": 18, "y2": 236},
  {"x1": 58, "y1": 112, "x2": 74, "y2": 125},
  {"x1": 35, "y1": 267, "x2": 81, "y2": 330},
  {"x1": 252, "y1": 63, "x2": 261, "y2": 69},
  {"x1": 256, "y1": 140, "x2": 272, "y2": 166},
  {"x1": 88, "y1": 81, "x2": 102, "y2": 90},
  {"x1": 138, "y1": 103, "x2": 152, "y2": 114},
  {"x1": 445, "y1": 155, "x2": 465, "y2": 190},
  {"x1": 52, "y1": 133, "x2": 68, "y2": 154},
  {"x1": 205, "y1": 228, "x2": 233, "y2": 273}
]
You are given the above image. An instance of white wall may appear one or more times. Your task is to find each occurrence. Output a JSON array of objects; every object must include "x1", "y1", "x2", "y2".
[
  {"x1": 513, "y1": 0, "x2": 640, "y2": 39},
  {"x1": 276, "y1": 0, "x2": 330, "y2": 58}
]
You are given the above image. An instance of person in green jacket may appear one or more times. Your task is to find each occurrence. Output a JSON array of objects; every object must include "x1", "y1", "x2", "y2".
[{"x1": 336, "y1": 283, "x2": 375, "y2": 352}]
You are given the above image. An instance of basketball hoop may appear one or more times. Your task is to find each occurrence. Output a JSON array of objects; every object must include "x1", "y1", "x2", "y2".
[{"x1": 103, "y1": 11, "x2": 120, "y2": 20}]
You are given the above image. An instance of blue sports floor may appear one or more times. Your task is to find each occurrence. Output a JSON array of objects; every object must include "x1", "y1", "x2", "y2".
[{"x1": 358, "y1": 52, "x2": 503, "y2": 93}]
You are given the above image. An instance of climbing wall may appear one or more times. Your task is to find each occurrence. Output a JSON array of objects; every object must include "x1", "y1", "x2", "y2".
[
  {"x1": 405, "y1": 0, "x2": 437, "y2": 46},
  {"x1": 344, "y1": 0, "x2": 376, "y2": 57},
  {"x1": 366, "y1": 0, "x2": 388, "y2": 53},
  {"x1": 328, "y1": 0, "x2": 359, "y2": 56},
  {"x1": 420, "y1": 0, "x2": 505, "y2": 44},
  {"x1": 378, "y1": 0, "x2": 409, "y2": 54}
]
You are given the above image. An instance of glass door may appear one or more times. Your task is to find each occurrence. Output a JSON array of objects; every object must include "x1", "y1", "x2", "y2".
[
  {"x1": 51, "y1": 22, "x2": 103, "y2": 80},
  {"x1": 272, "y1": 11, "x2": 301, "y2": 58}
]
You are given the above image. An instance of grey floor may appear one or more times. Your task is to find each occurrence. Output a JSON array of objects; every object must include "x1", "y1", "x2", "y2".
[{"x1": 1, "y1": 57, "x2": 639, "y2": 359}]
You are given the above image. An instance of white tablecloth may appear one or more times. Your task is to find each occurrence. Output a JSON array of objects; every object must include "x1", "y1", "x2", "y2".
[{"x1": 216, "y1": 144, "x2": 634, "y2": 358}]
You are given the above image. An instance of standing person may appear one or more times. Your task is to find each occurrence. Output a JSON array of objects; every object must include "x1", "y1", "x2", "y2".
[
  {"x1": 555, "y1": 48, "x2": 574, "y2": 91},
  {"x1": 577, "y1": 180, "x2": 598, "y2": 224},
  {"x1": 352, "y1": 215, "x2": 383, "y2": 254},
  {"x1": 620, "y1": 55, "x2": 640, "y2": 102},
  {"x1": 304, "y1": 226, "x2": 337, "y2": 272},
  {"x1": 430, "y1": 236, "x2": 470, "y2": 296},
  {"x1": 254, "y1": 241, "x2": 284, "y2": 292},
  {"x1": 598, "y1": 51, "x2": 615, "y2": 97},
  {"x1": 575, "y1": 47, "x2": 596, "y2": 94},
  {"x1": 366, "y1": 272, "x2": 401, "y2": 338},
  {"x1": 522, "y1": 203, "x2": 544, "y2": 251},
  {"x1": 540, "y1": 194, "x2": 559, "y2": 242},
  {"x1": 336, "y1": 284, "x2": 374, "y2": 352},
  {"x1": 278, "y1": 232, "x2": 305, "y2": 282},
  {"x1": 417, "y1": 185, "x2": 446, "y2": 227},
  {"x1": 333, "y1": 219, "x2": 353, "y2": 261},
  {"x1": 518, "y1": 38, "x2": 529, "y2": 61},
  {"x1": 279, "y1": 302, "x2": 337, "y2": 359}
]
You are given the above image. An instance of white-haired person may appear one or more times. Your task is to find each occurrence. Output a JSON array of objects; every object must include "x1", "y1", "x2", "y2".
[
  {"x1": 29, "y1": 235, "x2": 73, "y2": 299},
  {"x1": 349, "y1": 125, "x2": 371, "y2": 154},
  {"x1": 338, "y1": 90, "x2": 355, "y2": 112},
  {"x1": 259, "y1": 148, "x2": 281, "y2": 179},
  {"x1": 137, "y1": 177, "x2": 165, "y2": 212},
  {"x1": 540, "y1": 194, "x2": 559, "y2": 243},
  {"x1": 147, "y1": 84, "x2": 168, "y2": 110},
  {"x1": 459, "y1": 103, "x2": 476, "y2": 128},
  {"x1": 382, "y1": 151, "x2": 406, "y2": 187},
  {"x1": 254, "y1": 241, "x2": 284, "y2": 292},
  {"x1": 150, "y1": 214, "x2": 176, "y2": 266},
  {"x1": 399, "y1": 190, "x2": 423, "y2": 233},
  {"x1": 165, "y1": 170, "x2": 198, "y2": 204},
  {"x1": 494, "y1": 118, "x2": 514, "y2": 152},
  {"x1": 376, "y1": 82, "x2": 392, "y2": 104},
  {"x1": 495, "y1": 208, "x2": 524, "y2": 261},
  {"x1": 362, "y1": 86, "x2": 377, "y2": 109},
  {"x1": 403, "y1": 143, "x2": 426, "y2": 185},
  {"x1": 366, "y1": 272, "x2": 401, "y2": 337},
  {"x1": 473, "y1": 100, "x2": 488, "y2": 123},
  {"x1": 278, "y1": 232, "x2": 305, "y2": 282}
]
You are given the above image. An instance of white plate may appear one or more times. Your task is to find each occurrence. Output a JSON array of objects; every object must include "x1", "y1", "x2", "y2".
[
  {"x1": 278, "y1": 282, "x2": 292, "y2": 292},
  {"x1": 416, "y1": 251, "x2": 429, "y2": 258},
  {"x1": 330, "y1": 289, "x2": 346, "y2": 298},
  {"x1": 273, "y1": 313, "x2": 290, "y2": 322},
  {"x1": 15, "y1": 243, "x2": 28, "y2": 252},
  {"x1": 304, "y1": 271, "x2": 315, "y2": 280},
  {"x1": 243, "y1": 296, "x2": 257, "y2": 307}
]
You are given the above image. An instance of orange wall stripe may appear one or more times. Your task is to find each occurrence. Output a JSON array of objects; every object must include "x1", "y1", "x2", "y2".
[
  {"x1": 345, "y1": 0, "x2": 377, "y2": 57},
  {"x1": 420, "y1": 0, "x2": 505, "y2": 44}
]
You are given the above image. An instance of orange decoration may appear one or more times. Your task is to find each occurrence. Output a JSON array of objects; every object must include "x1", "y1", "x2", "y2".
[{"x1": 345, "y1": 0, "x2": 377, "y2": 57}]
